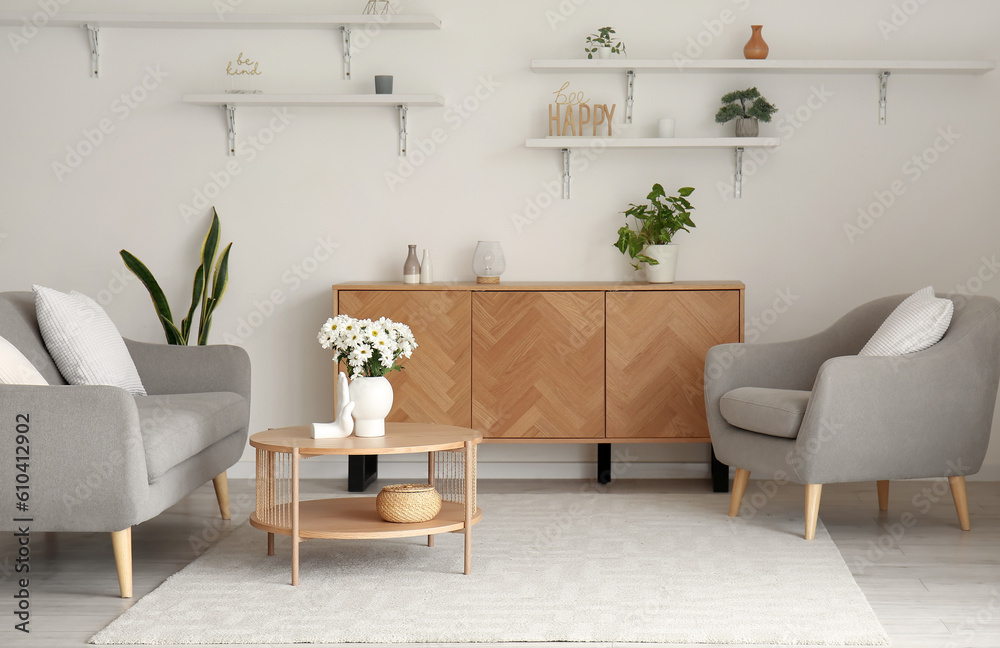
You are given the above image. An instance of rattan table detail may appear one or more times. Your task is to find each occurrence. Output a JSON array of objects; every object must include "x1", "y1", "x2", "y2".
[{"x1": 249, "y1": 423, "x2": 482, "y2": 585}]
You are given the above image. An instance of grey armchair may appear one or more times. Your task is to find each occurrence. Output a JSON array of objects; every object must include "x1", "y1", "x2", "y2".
[
  {"x1": 706, "y1": 293, "x2": 1000, "y2": 540},
  {"x1": 0, "y1": 291, "x2": 251, "y2": 597}
]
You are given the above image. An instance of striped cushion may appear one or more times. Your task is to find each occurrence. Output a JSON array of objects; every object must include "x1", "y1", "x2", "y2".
[
  {"x1": 859, "y1": 286, "x2": 953, "y2": 357},
  {"x1": 33, "y1": 285, "x2": 146, "y2": 395},
  {"x1": 0, "y1": 334, "x2": 47, "y2": 385}
]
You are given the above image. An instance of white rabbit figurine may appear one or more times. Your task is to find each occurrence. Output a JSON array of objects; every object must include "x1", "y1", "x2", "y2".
[{"x1": 311, "y1": 372, "x2": 355, "y2": 439}]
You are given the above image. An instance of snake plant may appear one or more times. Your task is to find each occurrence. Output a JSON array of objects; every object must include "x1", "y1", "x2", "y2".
[{"x1": 120, "y1": 208, "x2": 232, "y2": 345}]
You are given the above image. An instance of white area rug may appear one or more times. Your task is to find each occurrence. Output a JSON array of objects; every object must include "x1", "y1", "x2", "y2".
[{"x1": 91, "y1": 493, "x2": 887, "y2": 645}]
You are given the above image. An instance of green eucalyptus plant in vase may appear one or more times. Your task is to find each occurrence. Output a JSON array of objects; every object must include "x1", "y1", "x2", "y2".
[
  {"x1": 715, "y1": 87, "x2": 777, "y2": 137},
  {"x1": 615, "y1": 184, "x2": 695, "y2": 284},
  {"x1": 585, "y1": 27, "x2": 626, "y2": 59},
  {"x1": 120, "y1": 208, "x2": 233, "y2": 345}
]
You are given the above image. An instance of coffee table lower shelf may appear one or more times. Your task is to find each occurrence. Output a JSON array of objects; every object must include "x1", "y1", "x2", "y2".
[{"x1": 249, "y1": 497, "x2": 483, "y2": 539}]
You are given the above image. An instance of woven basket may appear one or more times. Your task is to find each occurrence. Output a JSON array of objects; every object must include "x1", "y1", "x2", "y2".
[{"x1": 375, "y1": 484, "x2": 442, "y2": 523}]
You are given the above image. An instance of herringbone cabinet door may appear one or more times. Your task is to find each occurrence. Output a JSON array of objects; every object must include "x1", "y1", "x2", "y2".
[
  {"x1": 606, "y1": 290, "x2": 741, "y2": 439},
  {"x1": 338, "y1": 291, "x2": 472, "y2": 427},
  {"x1": 472, "y1": 292, "x2": 605, "y2": 438}
]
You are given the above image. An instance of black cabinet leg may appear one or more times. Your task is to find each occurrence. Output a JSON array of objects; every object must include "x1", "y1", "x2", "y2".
[
  {"x1": 348, "y1": 455, "x2": 378, "y2": 492},
  {"x1": 711, "y1": 448, "x2": 729, "y2": 493},
  {"x1": 597, "y1": 443, "x2": 612, "y2": 484}
]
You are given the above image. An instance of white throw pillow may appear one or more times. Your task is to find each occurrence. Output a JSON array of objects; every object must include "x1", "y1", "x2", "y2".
[
  {"x1": 33, "y1": 285, "x2": 146, "y2": 395},
  {"x1": 0, "y1": 335, "x2": 48, "y2": 385},
  {"x1": 859, "y1": 286, "x2": 954, "y2": 357}
]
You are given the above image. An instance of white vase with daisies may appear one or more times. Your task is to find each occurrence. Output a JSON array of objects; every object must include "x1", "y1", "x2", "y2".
[{"x1": 317, "y1": 315, "x2": 418, "y2": 438}]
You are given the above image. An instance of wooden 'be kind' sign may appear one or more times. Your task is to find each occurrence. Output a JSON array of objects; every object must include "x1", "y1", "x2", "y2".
[{"x1": 549, "y1": 82, "x2": 616, "y2": 137}]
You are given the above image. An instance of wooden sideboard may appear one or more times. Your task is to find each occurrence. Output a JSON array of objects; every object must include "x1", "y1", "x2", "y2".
[{"x1": 332, "y1": 282, "x2": 744, "y2": 491}]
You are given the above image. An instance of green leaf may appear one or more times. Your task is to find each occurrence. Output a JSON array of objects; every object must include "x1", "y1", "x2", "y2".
[
  {"x1": 198, "y1": 209, "x2": 221, "y2": 342},
  {"x1": 181, "y1": 264, "x2": 205, "y2": 343},
  {"x1": 198, "y1": 243, "x2": 232, "y2": 345},
  {"x1": 120, "y1": 249, "x2": 181, "y2": 345},
  {"x1": 678, "y1": 187, "x2": 695, "y2": 197}
]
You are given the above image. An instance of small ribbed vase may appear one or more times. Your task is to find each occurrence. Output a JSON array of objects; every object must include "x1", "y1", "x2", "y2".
[{"x1": 743, "y1": 25, "x2": 769, "y2": 60}]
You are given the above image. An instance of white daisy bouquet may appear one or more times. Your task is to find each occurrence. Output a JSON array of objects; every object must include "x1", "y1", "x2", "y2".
[{"x1": 317, "y1": 315, "x2": 417, "y2": 378}]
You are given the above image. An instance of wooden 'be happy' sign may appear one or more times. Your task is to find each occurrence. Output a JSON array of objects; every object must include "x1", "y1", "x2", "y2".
[{"x1": 548, "y1": 82, "x2": 616, "y2": 137}]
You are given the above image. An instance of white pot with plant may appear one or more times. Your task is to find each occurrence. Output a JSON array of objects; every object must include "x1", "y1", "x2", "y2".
[
  {"x1": 615, "y1": 184, "x2": 696, "y2": 284},
  {"x1": 585, "y1": 27, "x2": 626, "y2": 60},
  {"x1": 715, "y1": 87, "x2": 777, "y2": 137},
  {"x1": 317, "y1": 315, "x2": 417, "y2": 438}
]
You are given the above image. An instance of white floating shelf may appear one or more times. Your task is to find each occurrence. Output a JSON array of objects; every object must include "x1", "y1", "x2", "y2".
[
  {"x1": 183, "y1": 94, "x2": 445, "y2": 107},
  {"x1": 525, "y1": 137, "x2": 780, "y2": 149},
  {"x1": 183, "y1": 94, "x2": 445, "y2": 157},
  {"x1": 0, "y1": 13, "x2": 440, "y2": 78},
  {"x1": 526, "y1": 138, "x2": 777, "y2": 200},
  {"x1": 531, "y1": 58, "x2": 994, "y2": 127},
  {"x1": 531, "y1": 59, "x2": 996, "y2": 74},
  {"x1": 0, "y1": 13, "x2": 441, "y2": 29}
]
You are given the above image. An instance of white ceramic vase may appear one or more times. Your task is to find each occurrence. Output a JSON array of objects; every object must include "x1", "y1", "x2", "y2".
[
  {"x1": 597, "y1": 46, "x2": 612, "y2": 59},
  {"x1": 350, "y1": 376, "x2": 394, "y2": 437},
  {"x1": 644, "y1": 244, "x2": 679, "y2": 283}
]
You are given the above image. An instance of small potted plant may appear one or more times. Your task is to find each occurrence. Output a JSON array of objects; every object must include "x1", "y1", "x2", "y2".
[
  {"x1": 714, "y1": 87, "x2": 777, "y2": 137},
  {"x1": 614, "y1": 184, "x2": 695, "y2": 284},
  {"x1": 585, "y1": 27, "x2": 626, "y2": 59}
]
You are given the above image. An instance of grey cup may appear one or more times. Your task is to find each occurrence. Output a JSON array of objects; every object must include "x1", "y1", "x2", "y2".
[{"x1": 375, "y1": 75, "x2": 393, "y2": 94}]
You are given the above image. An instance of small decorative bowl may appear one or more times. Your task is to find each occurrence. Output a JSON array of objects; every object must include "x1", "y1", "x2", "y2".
[{"x1": 375, "y1": 484, "x2": 442, "y2": 523}]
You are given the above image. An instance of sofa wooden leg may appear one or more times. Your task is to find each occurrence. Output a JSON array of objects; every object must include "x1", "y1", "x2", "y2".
[
  {"x1": 213, "y1": 472, "x2": 231, "y2": 520},
  {"x1": 877, "y1": 480, "x2": 890, "y2": 511},
  {"x1": 948, "y1": 475, "x2": 971, "y2": 531},
  {"x1": 729, "y1": 468, "x2": 750, "y2": 517},
  {"x1": 111, "y1": 528, "x2": 133, "y2": 599},
  {"x1": 804, "y1": 484, "x2": 822, "y2": 540}
]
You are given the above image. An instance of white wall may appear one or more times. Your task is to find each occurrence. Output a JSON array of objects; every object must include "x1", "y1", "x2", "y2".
[{"x1": 2, "y1": 0, "x2": 999, "y2": 479}]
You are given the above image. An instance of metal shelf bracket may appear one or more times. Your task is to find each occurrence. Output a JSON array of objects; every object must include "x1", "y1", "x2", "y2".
[
  {"x1": 397, "y1": 104, "x2": 408, "y2": 156},
  {"x1": 85, "y1": 24, "x2": 99, "y2": 77},
  {"x1": 734, "y1": 147, "x2": 745, "y2": 199},
  {"x1": 561, "y1": 148, "x2": 572, "y2": 198},
  {"x1": 341, "y1": 26, "x2": 352, "y2": 80},
  {"x1": 225, "y1": 104, "x2": 237, "y2": 156},
  {"x1": 625, "y1": 70, "x2": 635, "y2": 124},
  {"x1": 879, "y1": 71, "x2": 890, "y2": 125}
]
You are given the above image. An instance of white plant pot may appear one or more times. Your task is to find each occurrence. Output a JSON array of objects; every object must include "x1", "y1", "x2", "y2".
[
  {"x1": 598, "y1": 47, "x2": 612, "y2": 59},
  {"x1": 644, "y1": 244, "x2": 679, "y2": 283},
  {"x1": 350, "y1": 376, "x2": 394, "y2": 437}
]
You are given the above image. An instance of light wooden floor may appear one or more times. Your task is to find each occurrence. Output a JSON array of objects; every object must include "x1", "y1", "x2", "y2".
[{"x1": 2, "y1": 477, "x2": 998, "y2": 648}]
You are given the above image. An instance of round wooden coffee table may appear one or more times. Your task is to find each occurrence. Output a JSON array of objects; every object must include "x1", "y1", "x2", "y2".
[{"x1": 249, "y1": 423, "x2": 483, "y2": 585}]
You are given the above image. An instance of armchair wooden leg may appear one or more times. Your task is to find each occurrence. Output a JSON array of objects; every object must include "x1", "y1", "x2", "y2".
[
  {"x1": 110, "y1": 528, "x2": 132, "y2": 599},
  {"x1": 804, "y1": 484, "x2": 823, "y2": 540},
  {"x1": 213, "y1": 472, "x2": 231, "y2": 520},
  {"x1": 729, "y1": 468, "x2": 750, "y2": 517},
  {"x1": 877, "y1": 480, "x2": 890, "y2": 511},
  {"x1": 948, "y1": 475, "x2": 971, "y2": 531}
]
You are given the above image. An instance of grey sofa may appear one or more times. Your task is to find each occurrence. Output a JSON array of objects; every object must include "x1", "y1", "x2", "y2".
[
  {"x1": 0, "y1": 291, "x2": 250, "y2": 597},
  {"x1": 706, "y1": 293, "x2": 1000, "y2": 540}
]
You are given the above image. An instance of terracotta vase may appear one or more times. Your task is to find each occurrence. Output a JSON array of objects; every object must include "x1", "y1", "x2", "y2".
[{"x1": 743, "y1": 25, "x2": 769, "y2": 60}]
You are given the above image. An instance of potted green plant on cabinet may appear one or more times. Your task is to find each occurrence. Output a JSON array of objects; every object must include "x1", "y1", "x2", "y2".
[
  {"x1": 614, "y1": 184, "x2": 695, "y2": 284},
  {"x1": 715, "y1": 87, "x2": 777, "y2": 137},
  {"x1": 585, "y1": 27, "x2": 626, "y2": 59}
]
